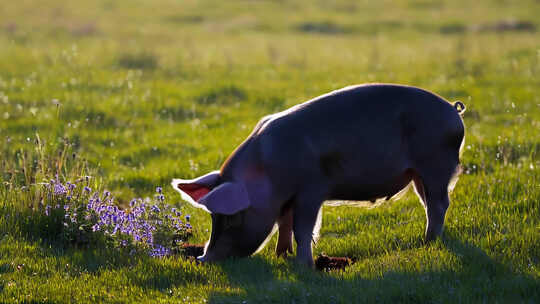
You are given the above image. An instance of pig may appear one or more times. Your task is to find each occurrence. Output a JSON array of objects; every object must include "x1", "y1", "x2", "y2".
[{"x1": 172, "y1": 83, "x2": 466, "y2": 267}]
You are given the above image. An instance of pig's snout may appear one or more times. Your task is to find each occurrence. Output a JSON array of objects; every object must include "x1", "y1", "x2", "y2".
[
  {"x1": 196, "y1": 253, "x2": 221, "y2": 263},
  {"x1": 196, "y1": 249, "x2": 216, "y2": 263}
]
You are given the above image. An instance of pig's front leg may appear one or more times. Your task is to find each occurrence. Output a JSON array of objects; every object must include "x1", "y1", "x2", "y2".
[
  {"x1": 276, "y1": 207, "x2": 293, "y2": 257},
  {"x1": 292, "y1": 188, "x2": 326, "y2": 267}
]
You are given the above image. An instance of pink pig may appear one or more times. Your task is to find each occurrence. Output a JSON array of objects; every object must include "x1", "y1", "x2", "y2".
[{"x1": 173, "y1": 84, "x2": 466, "y2": 267}]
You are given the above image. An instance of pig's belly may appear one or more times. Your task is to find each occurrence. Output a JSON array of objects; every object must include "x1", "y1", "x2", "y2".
[{"x1": 329, "y1": 168, "x2": 413, "y2": 201}]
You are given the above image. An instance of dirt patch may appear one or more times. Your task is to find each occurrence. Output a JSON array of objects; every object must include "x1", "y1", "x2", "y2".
[
  {"x1": 181, "y1": 243, "x2": 205, "y2": 259},
  {"x1": 472, "y1": 20, "x2": 536, "y2": 33},
  {"x1": 315, "y1": 254, "x2": 356, "y2": 271}
]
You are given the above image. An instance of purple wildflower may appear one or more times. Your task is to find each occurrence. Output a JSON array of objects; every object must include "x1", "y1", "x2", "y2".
[
  {"x1": 45, "y1": 205, "x2": 51, "y2": 216},
  {"x1": 150, "y1": 245, "x2": 171, "y2": 257},
  {"x1": 41, "y1": 178, "x2": 193, "y2": 258},
  {"x1": 54, "y1": 182, "x2": 67, "y2": 195}
]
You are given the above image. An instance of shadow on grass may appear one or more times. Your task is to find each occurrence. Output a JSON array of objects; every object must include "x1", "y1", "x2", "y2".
[
  {"x1": 205, "y1": 232, "x2": 539, "y2": 303},
  {"x1": 124, "y1": 257, "x2": 208, "y2": 291}
]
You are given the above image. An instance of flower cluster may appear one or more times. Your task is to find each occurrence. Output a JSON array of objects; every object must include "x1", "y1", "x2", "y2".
[{"x1": 41, "y1": 177, "x2": 192, "y2": 257}]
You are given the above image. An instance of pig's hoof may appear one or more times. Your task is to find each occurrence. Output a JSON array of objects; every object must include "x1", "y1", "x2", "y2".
[
  {"x1": 424, "y1": 232, "x2": 443, "y2": 243},
  {"x1": 294, "y1": 256, "x2": 315, "y2": 268},
  {"x1": 196, "y1": 256, "x2": 206, "y2": 264}
]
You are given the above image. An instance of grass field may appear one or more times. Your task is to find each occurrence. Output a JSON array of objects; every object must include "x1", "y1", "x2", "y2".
[{"x1": 1, "y1": 0, "x2": 539, "y2": 302}]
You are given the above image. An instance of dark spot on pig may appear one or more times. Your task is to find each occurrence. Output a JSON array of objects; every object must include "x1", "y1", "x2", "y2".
[{"x1": 320, "y1": 152, "x2": 343, "y2": 177}]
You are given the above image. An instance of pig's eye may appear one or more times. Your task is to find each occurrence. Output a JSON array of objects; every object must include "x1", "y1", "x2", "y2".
[{"x1": 224, "y1": 212, "x2": 243, "y2": 229}]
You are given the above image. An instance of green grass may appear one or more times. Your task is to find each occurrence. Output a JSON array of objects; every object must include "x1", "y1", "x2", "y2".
[{"x1": 1, "y1": 0, "x2": 539, "y2": 302}]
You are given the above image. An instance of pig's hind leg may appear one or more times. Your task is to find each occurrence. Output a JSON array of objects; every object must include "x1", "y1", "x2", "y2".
[
  {"x1": 413, "y1": 160, "x2": 459, "y2": 242},
  {"x1": 276, "y1": 205, "x2": 323, "y2": 258}
]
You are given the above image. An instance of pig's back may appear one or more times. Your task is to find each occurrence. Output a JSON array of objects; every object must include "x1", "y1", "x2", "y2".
[
  {"x1": 253, "y1": 84, "x2": 462, "y2": 194},
  {"x1": 257, "y1": 83, "x2": 456, "y2": 152}
]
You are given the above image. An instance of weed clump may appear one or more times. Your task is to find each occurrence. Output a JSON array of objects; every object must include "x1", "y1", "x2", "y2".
[
  {"x1": 295, "y1": 21, "x2": 351, "y2": 34},
  {"x1": 1, "y1": 136, "x2": 192, "y2": 258},
  {"x1": 196, "y1": 85, "x2": 247, "y2": 105},
  {"x1": 40, "y1": 179, "x2": 192, "y2": 257},
  {"x1": 116, "y1": 53, "x2": 158, "y2": 70}
]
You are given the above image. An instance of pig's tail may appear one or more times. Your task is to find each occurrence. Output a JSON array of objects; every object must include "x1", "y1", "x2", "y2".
[{"x1": 453, "y1": 101, "x2": 466, "y2": 115}]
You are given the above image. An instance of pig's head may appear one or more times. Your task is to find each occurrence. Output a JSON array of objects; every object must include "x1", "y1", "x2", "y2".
[{"x1": 171, "y1": 171, "x2": 274, "y2": 262}]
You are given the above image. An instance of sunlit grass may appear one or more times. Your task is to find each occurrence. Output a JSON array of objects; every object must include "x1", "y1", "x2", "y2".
[{"x1": 0, "y1": 0, "x2": 539, "y2": 302}]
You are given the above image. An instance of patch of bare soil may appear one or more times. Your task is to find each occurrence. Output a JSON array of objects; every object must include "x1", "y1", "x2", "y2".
[
  {"x1": 315, "y1": 254, "x2": 356, "y2": 271},
  {"x1": 181, "y1": 243, "x2": 205, "y2": 259}
]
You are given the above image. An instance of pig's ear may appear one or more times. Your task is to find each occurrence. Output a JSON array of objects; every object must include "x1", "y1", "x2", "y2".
[
  {"x1": 199, "y1": 182, "x2": 251, "y2": 215},
  {"x1": 171, "y1": 171, "x2": 220, "y2": 209}
]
